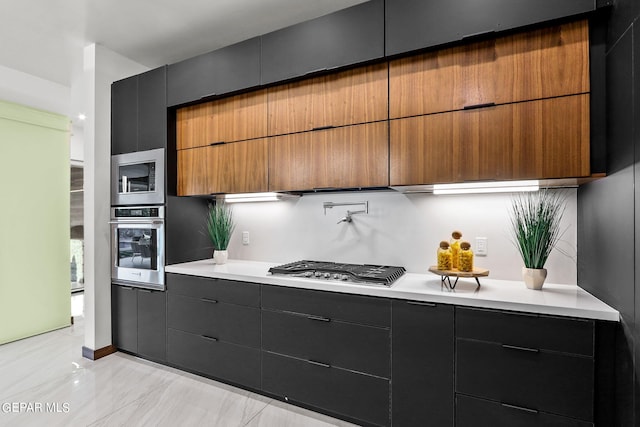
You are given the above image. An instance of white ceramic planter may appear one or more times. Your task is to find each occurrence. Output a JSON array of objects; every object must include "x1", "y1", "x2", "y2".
[
  {"x1": 522, "y1": 267, "x2": 547, "y2": 290},
  {"x1": 213, "y1": 249, "x2": 228, "y2": 265}
]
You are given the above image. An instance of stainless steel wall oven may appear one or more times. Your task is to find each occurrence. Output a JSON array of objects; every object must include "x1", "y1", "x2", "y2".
[{"x1": 110, "y1": 206, "x2": 165, "y2": 290}]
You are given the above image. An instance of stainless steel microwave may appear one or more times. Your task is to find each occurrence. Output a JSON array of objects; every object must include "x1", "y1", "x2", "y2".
[{"x1": 111, "y1": 148, "x2": 165, "y2": 206}]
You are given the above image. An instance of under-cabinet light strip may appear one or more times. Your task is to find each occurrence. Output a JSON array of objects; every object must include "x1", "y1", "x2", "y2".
[
  {"x1": 222, "y1": 192, "x2": 297, "y2": 203},
  {"x1": 433, "y1": 180, "x2": 540, "y2": 195}
]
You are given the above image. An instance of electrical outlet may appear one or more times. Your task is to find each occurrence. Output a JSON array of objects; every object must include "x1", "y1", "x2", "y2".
[
  {"x1": 475, "y1": 237, "x2": 488, "y2": 256},
  {"x1": 242, "y1": 231, "x2": 250, "y2": 245}
]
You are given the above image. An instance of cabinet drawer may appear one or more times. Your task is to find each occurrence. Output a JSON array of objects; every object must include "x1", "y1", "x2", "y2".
[
  {"x1": 261, "y1": 285, "x2": 390, "y2": 327},
  {"x1": 167, "y1": 273, "x2": 260, "y2": 307},
  {"x1": 262, "y1": 310, "x2": 389, "y2": 378},
  {"x1": 262, "y1": 352, "x2": 389, "y2": 426},
  {"x1": 456, "y1": 307, "x2": 594, "y2": 356},
  {"x1": 168, "y1": 293, "x2": 260, "y2": 348},
  {"x1": 456, "y1": 339, "x2": 594, "y2": 421},
  {"x1": 167, "y1": 329, "x2": 260, "y2": 390},
  {"x1": 456, "y1": 394, "x2": 593, "y2": 427}
]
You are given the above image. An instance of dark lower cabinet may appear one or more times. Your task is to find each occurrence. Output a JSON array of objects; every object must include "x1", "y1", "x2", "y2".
[
  {"x1": 262, "y1": 352, "x2": 389, "y2": 426},
  {"x1": 392, "y1": 300, "x2": 454, "y2": 426},
  {"x1": 111, "y1": 285, "x2": 166, "y2": 362},
  {"x1": 385, "y1": 0, "x2": 599, "y2": 57},
  {"x1": 167, "y1": 328, "x2": 260, "y2": 389},
  {"x1": 137, "y1": 289, "x2": 167, "y2": 361},
  {"x1": 112, "y1": 285, "x2": 138, "y2": 353},
  {"x1": 456, "y1": 394, "x2": 593, "y2": 427}
]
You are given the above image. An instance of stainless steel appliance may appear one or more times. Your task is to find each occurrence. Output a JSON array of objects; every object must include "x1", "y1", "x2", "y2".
[
  {"x1": 110, "y1": 206, "x2": 165, "y2": 290},
  {"x1": 268, "y1": 260, "x2": 406, "y2": 286},
  {"x1": 111, "y1": 148, "x2": 165, "y2": 206}
]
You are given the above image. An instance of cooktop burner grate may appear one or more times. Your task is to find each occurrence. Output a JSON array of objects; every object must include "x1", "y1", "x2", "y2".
[{"x1": 268, "y1": 260, "x2": 406, "y2": 286}]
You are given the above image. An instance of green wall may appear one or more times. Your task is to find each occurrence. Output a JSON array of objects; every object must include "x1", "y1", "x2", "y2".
[{"x1": 0, "y1": 100, "x2": 71, "y2": 344}]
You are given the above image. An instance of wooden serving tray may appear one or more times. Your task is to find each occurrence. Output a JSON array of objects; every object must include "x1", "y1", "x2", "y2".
[{"x1": 428, "y1": 266, "x2": 489, "y2": 289}]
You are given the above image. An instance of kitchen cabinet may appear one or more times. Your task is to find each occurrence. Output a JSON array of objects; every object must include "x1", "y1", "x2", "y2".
[
  {"x1": 392, "y1": 300, "x2": 454, "y2": 427},
  {"x1": 167, "y1": 37, "x2": 261, "y2": 107},
  {"x1": 166, "y1": 274, "x2": 261, "y2": 389},
  {"x1": 385, "y1": 0, "x2": 597, "y2": 57},
  {"x1": 111, "y1": 66, "x2": 167, "y2": 155},
  {"x1": 456, "y1": 307, "x2": 595, "y2": 424},
  {"x1": 267, "y1": 63, "x2": 388, "y2": 136},
  {"x1": 389, "y1": 20, "x2": 589, "y2": 119},
  {"x1": 111, "y1": 285, "x2": 167, "y2": 362},
  {"x1": 261, "y1": 285, "x2": 391, "y2": 426},
  {"x1": 269, "y1": 122, "x2": 389, "y2": 192},
  {"x1": 390, "y1": 95, "x2": 590, "y2": 185},
  {"x1": 177, "y1": 138, "x2": 268, "y2": 196},
  {"x1": 260, "y1": 0, "x2": 384, "y2": 85},
  {"x1": 176, "y1": 90, "x2": 267, "y2": 149}
]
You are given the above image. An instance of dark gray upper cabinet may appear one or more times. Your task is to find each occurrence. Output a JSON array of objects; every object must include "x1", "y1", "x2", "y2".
[
  {"x1": 260, "y1": 0, "x2": 384, "y2": 85},
  {"x1": 111, "y1": 66, "x2": 167, "y2": 155},
  {"x1": 385, "y1": 0, "x2": 599, "y2": 57},
  {"x1": 167, "y1": 37, "x2": 261, "y2": 107}
]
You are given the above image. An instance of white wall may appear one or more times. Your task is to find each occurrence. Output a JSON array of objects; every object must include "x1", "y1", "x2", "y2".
[
  {"x1": 0, "y1": 64, "x2": 71, "y2": 116},
  {"x1": 228, "y1": 189, "x2": 578, "y2": 285}
]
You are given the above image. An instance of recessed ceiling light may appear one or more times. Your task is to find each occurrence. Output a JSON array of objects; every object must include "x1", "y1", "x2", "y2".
[{"x1": 77, "y1": 113, "x2": 87, "y2": 121}]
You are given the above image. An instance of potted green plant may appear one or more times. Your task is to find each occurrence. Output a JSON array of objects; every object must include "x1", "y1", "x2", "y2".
[
  {"x1": 509, "y1": 189, "x2": 566, "y2": 290},
  {"x1": 206, "y1": 201, "x2": 235, "y2": 264}
]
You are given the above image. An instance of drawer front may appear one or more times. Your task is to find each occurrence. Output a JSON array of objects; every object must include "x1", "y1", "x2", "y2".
[
  {"x1": 456, "y1": 307, "x2": 594, "y2": 356},
  {"x1": 167, "y1": 273, "x2": 260, "y2": 307},
  {"x1": 167, "y1": 328, "x2": 260, "y2": 390},
  {"x1": 168, "y1": 293, "x2": 260, "y2": 348},
  {"x1": 262, "y1": 352, "x2": 390, "y2": 426},
  {"x1": 456, "y1": 339, "x2": 594, "y2": 421},
  {"x1": 262, "y1": 310, "x2": 389, "y2": 378},
  {"x1": 456, "y1": 394, "x2": 593, "y2": 427},
  {"x1": 261, "y1": 285, "x2": 390, "y2": 327}
]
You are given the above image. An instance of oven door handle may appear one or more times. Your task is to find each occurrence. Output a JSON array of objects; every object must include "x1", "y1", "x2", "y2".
[{"x1": 109, "y1": 219, "x2": 164, "y2": 225}]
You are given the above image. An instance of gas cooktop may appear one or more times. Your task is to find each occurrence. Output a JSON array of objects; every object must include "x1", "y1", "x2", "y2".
[{"x1": 268, "y1": 260, "x2": 406, "y2": 287}]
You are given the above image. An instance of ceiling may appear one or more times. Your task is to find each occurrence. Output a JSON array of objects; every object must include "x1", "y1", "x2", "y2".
[{"x1": 1, "y1": 0, "x2": 367, "y2": 87}]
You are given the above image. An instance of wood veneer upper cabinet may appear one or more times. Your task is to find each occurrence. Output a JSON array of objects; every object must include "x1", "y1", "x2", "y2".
[
  {"x1": 267, "y1": 64, "x2": 388, "y2": 136},
  {"x1": 177, "y1": 139, "x2": 268, "y2": 196},
  {"x1": 389, "y1": 20, "x2": 589, "y2": 119},
  {"x1": 176, "y1": 90, "x2": 267, "y2": 150},
  {"x1": 390, "y1": 95, "x2": 590, "y2": 186},
  {"x1": 269, "y1": 122, "x2": 389, "y2": 192}
]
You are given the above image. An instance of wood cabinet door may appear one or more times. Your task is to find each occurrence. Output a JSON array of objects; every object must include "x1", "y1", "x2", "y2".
[
  {"x1": 391, "y1": 95, "x2": 589, "y2": 186},
  {"x1": 177, "y1": 139, "x2": 268, "y2": 196},
  {"x1": 267, "y1": 63, "x2": 388, "y2": 136},
  {"x1": 268, "y1": 122, "x2": 389, "y2": 192},
  {"x1": 176, "y1": 90, "x2": 267, "y2": 150},
  {"x1": 456, "y1": 95, "x2": 590, "y2": 182},
  {"x1": 389, "y1": 20, "x2": 589, "y2": 119}
]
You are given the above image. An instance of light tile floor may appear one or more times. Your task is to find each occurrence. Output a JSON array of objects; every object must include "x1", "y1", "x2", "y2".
[{"x1": 0, "y1": 298, "x2": 358, "y2": 427}]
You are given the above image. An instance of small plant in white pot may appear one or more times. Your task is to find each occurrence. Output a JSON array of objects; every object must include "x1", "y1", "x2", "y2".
[
  {"x1": 206, "y1": 201, "x2": 235, "y2": 265},
  {"x1": 509, "y1": 189, "x2": 566, "y2": 290}
]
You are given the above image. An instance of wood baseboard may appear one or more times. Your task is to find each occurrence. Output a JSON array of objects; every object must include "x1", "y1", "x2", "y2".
[{"x1": 82, "y1": 345, "x2": 117, "y2": 360}]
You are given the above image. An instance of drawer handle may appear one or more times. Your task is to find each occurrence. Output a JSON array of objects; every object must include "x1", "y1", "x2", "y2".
[
  {"x1": 307, "y1": 315, "x2": 331, "y2": 323},
  {"x1": 463, "y1": 102, "x2": 496, "y2": 110},
  {"x1": 209, "y1": 141, "x2": 225, "y2": 146},
  {"x1": 502, "y1": 344, "x2": 539, "y2": 353},
  {"x1": 501, "y1": 402, "x2": 539, "y2": 414},
  {"x1": 200, "y1": 92, "x2": 217, "y2": 99},
  {"x1": 407, "y1": 301, "x2": 437, "y2": 307},
  {"x1": 304, "y1": 67, "x2": 328, "y2": 76},
  {"x1": 307, "y1": 359, "x2": 331, "y2": 368},
  {"x1": 462, "y1": 29, "x2": 496, "y2": 40},
  {"x1": 201, "y1": 335, "x2": 219, "y2": 342},
  {"x1": 138, "y1": 289, "x2": 153, "y2": 293},
  {"x1": 311, "y1": 125, "x2": 335, "y2": 131},
  {"x1": 200, "y1": 298, "x2": 219, "y2": 304}
]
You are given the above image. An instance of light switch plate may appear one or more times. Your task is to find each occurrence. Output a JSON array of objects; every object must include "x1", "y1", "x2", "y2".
[
  {"x1": 242, "y1": 231, "x2": 250, "y2": 245},
  {"x1": 475, "y1": 237, "x2": 488, "y2": 256}
]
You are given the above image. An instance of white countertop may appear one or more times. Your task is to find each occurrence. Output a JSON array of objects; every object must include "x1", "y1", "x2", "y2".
[{"x1": 165, "y1": 259, "x2": 619, "y2": 322}]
